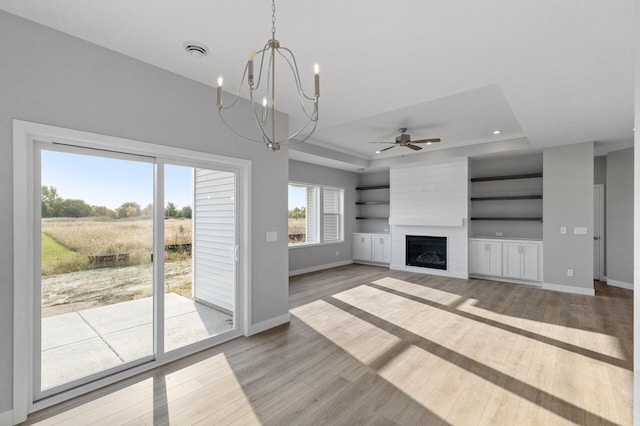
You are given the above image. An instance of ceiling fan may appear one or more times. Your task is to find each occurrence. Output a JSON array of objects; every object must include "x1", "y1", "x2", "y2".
[{"x1": 370, "y1": 128, "x2": 441, "y2": 152}]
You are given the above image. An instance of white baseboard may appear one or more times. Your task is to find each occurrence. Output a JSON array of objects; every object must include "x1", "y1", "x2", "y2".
[
  {"x1": 0, "y1": 410, "x2": 13, "y2": 426},
  {"x1": 390, "y1": 264, "x2": 468, "y2": 280},
  {"x1": 246, "y1": 313, "x2": 290, "y2": 336},
  {"x1": 469, "y1": 274, "x2": 542, "y2": 288},
  {"x1": 607, "y1": 279, "x2": 633, "y2": 290},
  {"x1": 289, "y1": 259, "x2": 353, "y2": 277},
  {"x1": 542, "y1": 282, "x2": 595, "y2": 296}
]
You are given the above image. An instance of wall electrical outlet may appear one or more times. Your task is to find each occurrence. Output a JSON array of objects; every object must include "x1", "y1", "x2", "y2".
[
  {"x1": 567, "y1": 269, "x2": 574, "y2": 277},
  {"x1": 560, "y1": 227, "x2": 567, "y2": 234},
  {"x1": 495, "y1": 231, "x2": 503, "y2": 237}
]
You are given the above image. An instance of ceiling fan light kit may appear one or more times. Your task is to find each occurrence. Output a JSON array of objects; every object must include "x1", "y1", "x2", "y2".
[
  {"x1": 216, "y1": 0, "x2": 320, "y2": 152},
  {"x1": 370, "y1": 128, "x2": 441, "y2": 153}
]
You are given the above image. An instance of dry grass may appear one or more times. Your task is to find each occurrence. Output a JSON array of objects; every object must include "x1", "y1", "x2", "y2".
[
  {"x1": 42, "y1": 217, "x2": 192, "y2": 275},
  {"x1": 288, "y1": 218, "x2": 307, "y2": 243}
]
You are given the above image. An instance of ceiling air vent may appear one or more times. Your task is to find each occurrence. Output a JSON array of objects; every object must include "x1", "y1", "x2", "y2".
[{"x1": 183, "y1": 42, "x2": 209, "y2": 58}]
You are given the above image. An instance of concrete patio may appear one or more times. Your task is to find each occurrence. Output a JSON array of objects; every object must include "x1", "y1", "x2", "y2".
[{"x1": 41, "y1": 293, "x2": 233, "y2": 390}]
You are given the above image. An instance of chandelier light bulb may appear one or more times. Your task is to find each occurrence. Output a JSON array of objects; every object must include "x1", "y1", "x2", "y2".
[
  {"x1": 262, "y1": 97, "x2": 268, "y2": 107},
  {"x1": 218, "y1": 77, "x2": 223, "y2": 87},
  {"x1": 314, "y1": 63, "x2": 319, "y2": 74}
]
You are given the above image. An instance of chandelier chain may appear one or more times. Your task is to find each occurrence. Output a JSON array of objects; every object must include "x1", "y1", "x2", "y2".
[{"x1": 271, "y1": 0, "x2": 276, "y2": 39}]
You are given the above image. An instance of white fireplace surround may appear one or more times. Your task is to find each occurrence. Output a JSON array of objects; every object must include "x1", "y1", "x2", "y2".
[{"x1": 389, "y1": 159, "x2": 469, "y2": 279}]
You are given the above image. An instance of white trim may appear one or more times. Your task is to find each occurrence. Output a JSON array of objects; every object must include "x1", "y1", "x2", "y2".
[
  {"x1": 469, "y1": 274, "x2": 542, "y2": 287},
  {"x1": 594, "y1": 184, "x2": 605, "y2": 280},
  {"x1": 13, "y1": 120, "x2": 252, "y2": 418},
  {"x1": 389, "y1": 217, "x2": 464, "y2": 227},
  {"x1": 289, "y1": 259, "x2": 353, "y2": 277},
  {"x1": 246, "y1": 313, "x2": 290, "y2": 336},
  {"x1": 0, "y1": 410, "x2": 13, "y2": 426},
  {"x1": 353, "y1": 260, "x2": 390, "y2": 267},
  {"x1": 542, "y1": 282, "x2": 595, "y2": 296},
  {"x1": 607, "y1": 279, "x2": 634, "y2": 290},
  {"x1": 288, "y1": 239, "x2": 346, "y2": 249},
  {"x1": 390, "y1": 264, "x2": 468, "y2": 280}
]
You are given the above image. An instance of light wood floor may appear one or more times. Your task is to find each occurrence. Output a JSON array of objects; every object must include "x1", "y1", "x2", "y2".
[{"x1": 26, "y1": 264, "x2": 633, "y2": 425}]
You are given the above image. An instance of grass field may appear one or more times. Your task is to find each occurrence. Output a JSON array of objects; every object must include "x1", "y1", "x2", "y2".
[
  {"x1": 288, "y1": 218, "x2": 307, "y2": 243},
  {"x1": 42, "y1": 217, "x2": 192, "y2": 275},
  {"x1": 41, "y1": 232, "x2": 87, "y2": 276}
]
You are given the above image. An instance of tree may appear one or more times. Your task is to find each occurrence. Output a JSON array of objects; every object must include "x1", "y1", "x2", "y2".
[
  {"x1": 41, "y1": 185, "x2": 62, "y2": 217},
  {"x1": 58, "y1": 199, "x2": 92, "y2": 217},
  {"x1": 165, "y1": 202, "x2": 178, "y2": 218},
  {"x1": 116, "y1": 201, "x2": 141, "y2": 219},
  {"x1": 288, "y1": 206, "x2": 306, "y2": 219},
  {"x1": 142, "y1": 203, "x2": 153, "y2": 216},
  {"x1": 179, "y1": 205, "x2": 192, "y2": 219},
  {"x1": 91, "y1": 205, "x2": 117, "y2": 218}
]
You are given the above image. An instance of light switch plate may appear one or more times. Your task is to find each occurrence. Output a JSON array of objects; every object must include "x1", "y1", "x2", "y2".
[
  {"x1": 574, "y1": 227, "x2": 588, "y2": 235},
  {"x1": 266, "y1": 231, "x2": 278, "y2": 242},
  {"x1": 560, "y1": 227, "x2": 567, "y2": 234}
]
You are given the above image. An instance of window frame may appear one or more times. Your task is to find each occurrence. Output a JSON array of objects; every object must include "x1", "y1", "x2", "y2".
[
  {"x1": 13, "y1": 120, "x2": 252, "y2": 420},
  {"x1": 288, "y1": 181, "x2": 344, "y2": 248}
]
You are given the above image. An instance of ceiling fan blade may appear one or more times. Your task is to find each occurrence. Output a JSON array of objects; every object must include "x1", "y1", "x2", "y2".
[
  {"x1": 406, "y1": 144, "x2": 423, "y2": 151},
  {"x1": 379, "y1": 145, "x2": 396, "y2": 152},
  {"x1": 410, "y1": 138, "x2": 441, "y2": 144},
  {"x1": 369, "y1": 141, "x2": 395, "y2": 144}
]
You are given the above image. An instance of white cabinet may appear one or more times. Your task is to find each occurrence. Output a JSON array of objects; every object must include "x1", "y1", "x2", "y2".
[
  {"x1": 372, "y1": 235, "x2": 392, "y2": 264},
  {"x1": 353, "y1": 234, "x2": 372, "y2": 261},
  {"x1": 503, "y1": 242, "x2": 541, "y2": 281},
  {"x1": 469, "y1": 240, "x2": 502, "y2": 276},
  {"x1": 353, "y1": 233, "x2": 391, "y2": 264},
  {"x1": 469, "y1": 238, "x2": 542, "y2": 283}
]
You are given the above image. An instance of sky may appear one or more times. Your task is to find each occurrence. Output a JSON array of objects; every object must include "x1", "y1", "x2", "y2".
[
  {"x1": 41, "y1": 150, "x2": 193, "y2": 210},
  {"x1": 288, "y1": 184, "x2": 307, "y2": 210},
  {"x1": 42, "y1": 149, "x2": 309, "y2": 211}
]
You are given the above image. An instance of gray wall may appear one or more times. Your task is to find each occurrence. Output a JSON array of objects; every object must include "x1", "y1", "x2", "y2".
[
  {"x1": 288, "y1": 160, "x2": 358, "y2": 272},
  {"x1": 0, "y1": 11, "x2": 290, "y2": 412},
  {"x1": 357, "y1": 170, "x2": 390, "y2": 233},
  {"x1": 606, "y1": 148, "x2": 634, "y2": 285},
  {"x1": 594, "y1": 155, "x2": 607, "y2": 185},
  {"x1": 543, "y1": 142, "x2": 594, "y2": 291}
]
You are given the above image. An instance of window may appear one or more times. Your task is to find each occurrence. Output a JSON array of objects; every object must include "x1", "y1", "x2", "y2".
[
  {"x1": 323, "y1": 187, "x2": 343, "y2": 242},
  {"x1": 288, "y1": 183, "x2": 343, "y2": 246}
]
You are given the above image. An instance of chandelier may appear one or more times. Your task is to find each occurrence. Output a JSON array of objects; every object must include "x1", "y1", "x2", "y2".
[{"x1": 216, "y1": 0, "x2": 320, "y2": 152}]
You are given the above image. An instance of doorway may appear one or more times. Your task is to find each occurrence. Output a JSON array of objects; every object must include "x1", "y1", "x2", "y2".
[
  {"x1": 593, "y1": 184, "x2": 605, "y2": 280},
  {"x1": 13, "y1": 121, "x2": 250, "y2": 419}
]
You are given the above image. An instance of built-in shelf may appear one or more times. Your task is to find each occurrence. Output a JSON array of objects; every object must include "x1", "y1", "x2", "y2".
[
  {"x1": 355, "y1": 185, "x2": 390, "y2": 190},
  {"x1": 356, "y1": 184, "x2": 390, "y2": 223},
  {"x1": 470, "y1": 195, "x2": 542, "y2": 201},
  {"x1": 470, "y1": 173, "x2": 543, "y2": 183},
  {"x1": 470, "y1": 217, "x2": 543, "y2": 221}
]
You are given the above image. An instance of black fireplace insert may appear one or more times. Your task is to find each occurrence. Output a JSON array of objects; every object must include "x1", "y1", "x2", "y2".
[{"x1": 406, "y1": 235, "x2": 447, "y2": 270}]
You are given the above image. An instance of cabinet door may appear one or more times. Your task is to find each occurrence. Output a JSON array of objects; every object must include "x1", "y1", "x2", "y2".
[
  {"x1": 503, "y1": 243, "x2": 540, "y2": 281},
  {"x1": 469, "y1": 241, "x2": 486, "y2": 274},
  {"x1": 372, "y1": 235, "x2": 391, "y2": 263},
  {"x1": 353, "y1": 234, "x2": 372, "y2": 261},
  {"x1": 519, "y1": 243, "x2": 539, "y2": 281},
  {"x1": 502, "y1": 243, "x2": 522, "y2": 279},
  {"x1": 469, "y1": 240, "x2": 502, "y2": 276},
  {"x1": 485, "y1": 242, "x2": 502, "y2": 276}
]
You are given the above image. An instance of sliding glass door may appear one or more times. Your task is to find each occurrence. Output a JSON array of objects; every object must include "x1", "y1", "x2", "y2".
[{"x1": 36, "y1": 144, "x2": 239, "y2": 400}]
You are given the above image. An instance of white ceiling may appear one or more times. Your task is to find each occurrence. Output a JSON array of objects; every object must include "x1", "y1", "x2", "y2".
[{"x1": 0, "y1": 0, "x2": 634, "y2": 164}]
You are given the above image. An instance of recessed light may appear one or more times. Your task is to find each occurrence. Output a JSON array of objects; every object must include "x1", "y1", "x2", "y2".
[
  {"x1": 183, "y1": 41, "x2": 209, "y2": 58},
  {"x1": 493, "y1": 130, "x2": 501, "y2": 135}
]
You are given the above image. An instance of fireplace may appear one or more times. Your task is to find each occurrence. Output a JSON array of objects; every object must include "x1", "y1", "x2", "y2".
[{"x1": 406, "y1": 235, "x2": 447, "y2": 270}]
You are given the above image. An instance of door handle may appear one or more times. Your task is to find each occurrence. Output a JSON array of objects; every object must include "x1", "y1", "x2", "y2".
[{"x1": 594, "y1": 236, "x2": 599, "y2": 241}]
